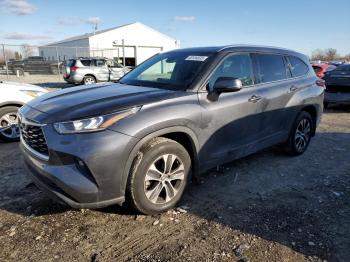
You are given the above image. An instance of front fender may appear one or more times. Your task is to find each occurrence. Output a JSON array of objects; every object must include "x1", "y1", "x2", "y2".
[{"x1": 119, "y1": 126, "x2": 200, "y2": 197}]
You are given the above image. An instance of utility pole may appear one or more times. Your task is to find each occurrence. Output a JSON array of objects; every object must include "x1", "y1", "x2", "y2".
[
  {"x1": 122, "y1": 39, "x2": 125, "y2": 66},
  {"x1": 2, "y1": 44, "x2": 9, "y2": 79}
]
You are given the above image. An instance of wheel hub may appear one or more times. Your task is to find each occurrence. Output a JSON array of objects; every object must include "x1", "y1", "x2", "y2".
[{"x1": 144, "y1": 153, "x2": 185, "y2": 204}]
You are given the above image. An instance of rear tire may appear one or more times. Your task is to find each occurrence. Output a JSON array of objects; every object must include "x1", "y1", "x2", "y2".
[
  {"x1": 127, "y1": 137, "x2": 191, "y2": 215},
  {"x1": 0, "y1": 106, "x2": 20, "y2": 142},
  {"x1": 284, "y1": 111, "x2": 313, "y2": 156},
  {"x1": 83, "y1": 75, "x2": 96, "y2": 85}
]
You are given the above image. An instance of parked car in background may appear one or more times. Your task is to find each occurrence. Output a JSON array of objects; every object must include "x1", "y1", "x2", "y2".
[
  {"x1": 323, "y1": 64, "x2": 350, "y2": 108},
  {"x1": 312, "y1": 63, "x2": 336, "y2": 78},
  {"x1": 63, "y1": 57, "x2": 131, "y2": 85},
  {"x1": 19, "y1": 45, "x2": 324, "y2": 214},
  {"x1": 7, "y1": 56, "x2": 62, "y2": 75},
  {"x1": 0, "y1": 81, "x2": 48, "y2": 142}
]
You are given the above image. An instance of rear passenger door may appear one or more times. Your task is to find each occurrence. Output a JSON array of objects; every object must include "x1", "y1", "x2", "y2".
[
  {"x1": 252, "y1": 53, "x2": 292, "y2": 142},
  {"x1": 93, "y1": 59, "x2": 109, "y2": 81}
]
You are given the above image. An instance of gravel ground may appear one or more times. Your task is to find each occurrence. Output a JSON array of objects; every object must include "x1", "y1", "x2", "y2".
[{"x1": 0, "y1": 106, "x2": 349, "y2": 262}]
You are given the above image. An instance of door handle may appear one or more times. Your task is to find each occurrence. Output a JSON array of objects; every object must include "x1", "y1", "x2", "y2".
[
  {"x1": 289, "y1": 86, "x2": 299, "y2": 92},
  {"x1": 248, "y1": 95, "x2": 262, "y2": 103}
]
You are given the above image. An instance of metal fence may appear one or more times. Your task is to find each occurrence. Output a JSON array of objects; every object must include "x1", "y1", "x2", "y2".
[{"x1": 0, "y1": 43, "x2": 130, "y2": 79}]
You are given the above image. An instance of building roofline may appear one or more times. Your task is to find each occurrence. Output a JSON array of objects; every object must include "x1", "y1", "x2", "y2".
[{"x1": 41, "y1": 22, "x2": 177, "y2": 47}]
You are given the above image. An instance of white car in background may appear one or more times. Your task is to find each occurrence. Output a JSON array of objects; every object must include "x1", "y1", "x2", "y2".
[{"x1": 0, "y1": 81, "x2": 48, "y2": 142}]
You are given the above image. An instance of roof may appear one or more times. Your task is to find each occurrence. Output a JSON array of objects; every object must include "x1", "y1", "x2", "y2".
[
  {"x1": 167, "y1": 45, "x2": 305, "y2": 56},
  {"x1": 42, "y1": 22, "x2": 176, "y2": 46}
]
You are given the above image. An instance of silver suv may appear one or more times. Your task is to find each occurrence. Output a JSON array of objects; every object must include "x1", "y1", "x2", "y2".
[{"x1": 63, "y1": 58, "x2": 130, "y2": 85}]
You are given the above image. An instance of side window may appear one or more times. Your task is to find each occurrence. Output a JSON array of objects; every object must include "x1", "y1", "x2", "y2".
[
  {"x1": 288, "y1": 56, "x2": 309, "y2": 77},
  {"x1": 255, "y1": 54, "x2": 287, "y2": 83},
  {"x1": 80, "y1": 60, "x2": 91, "y2": 66},
  {"x1": 208, "y1": 53, "x2": 254, "y2": 90},
  {"x1": 94, "y1": 59, "x2": 106, "y2": 67}
]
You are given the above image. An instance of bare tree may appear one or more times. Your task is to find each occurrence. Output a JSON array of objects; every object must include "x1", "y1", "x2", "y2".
[
  {"x1": 324, "y1": 48, "x2": 338, "y2": 61},
  {"x1": 0, "y1": 49, "x2": 15, "y2": 64},
  {"x1": 311, "y1": 49, "x2": 325, "y2": 61},
  {"x1": 20, "y1": 44, "x2": 35, "y2": 58}
]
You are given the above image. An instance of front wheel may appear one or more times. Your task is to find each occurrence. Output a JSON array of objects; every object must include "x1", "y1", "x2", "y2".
[
  {"x1": 127, "y1": 137, "x2": 191, "y2": 214},
  {"x1": 0, "y1": 106, "x2": 20, "y2": 142},
  {"x1": 284, "y1": 111, "x2": 313, "y2": 156}
]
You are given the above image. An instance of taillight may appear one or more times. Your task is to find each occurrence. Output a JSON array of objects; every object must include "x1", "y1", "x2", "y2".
[
  {"x1": 316, "y1": 79, "x2": 325, "y2": 88},
  {"x1": 71, "y1": 66, "x2": 79, "y2": 72}
]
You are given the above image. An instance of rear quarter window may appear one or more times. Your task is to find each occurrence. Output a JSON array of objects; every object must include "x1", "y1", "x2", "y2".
[
  {"x1": 254, "y1": 54, "x2": 287, "y2": 83},
  {"x1": 288, "y1": 56, "x2": 309, "y2": 77},
  {"x1": 80, "y1": 60, "x2": 91, "y2": 66}
]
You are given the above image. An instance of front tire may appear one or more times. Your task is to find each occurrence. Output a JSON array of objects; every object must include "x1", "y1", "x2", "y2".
[
  {"x1": 0, "y1": 106, "x2": 20, "y2": 142},
  {"x1": 284, "y1": 111, "x2": 313, "y2": 156},
  {"x1": 127, "y1": 137, "x2": 191, "y2": 215}
]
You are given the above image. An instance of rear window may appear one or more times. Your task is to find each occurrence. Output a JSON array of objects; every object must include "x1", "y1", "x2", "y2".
[
  {"x1": 288, "y1": 56, "x2": 309, "y2": 77},
  {"x1": 255, "y1": 54, "x2": 287, "y2": 83},
  {"x1": 65, "y1": 59, "x2": 75, "y2": 67},
  {"x1": 312, "y1": 66, "x2": 322, "y2": 74},
  {"x1": 80, "y1": 60, "x2": 91, "y2": 66}
]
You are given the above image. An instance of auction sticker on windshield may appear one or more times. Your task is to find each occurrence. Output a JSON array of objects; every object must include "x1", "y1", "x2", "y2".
[{"x1": 185, "y1": 56, "x2": 208, "y2": 62}]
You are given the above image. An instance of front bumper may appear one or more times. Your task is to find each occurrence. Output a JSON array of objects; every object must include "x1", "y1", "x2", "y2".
[{"x1": 20, "y1": 116, "x2": 139, "y2": 209}]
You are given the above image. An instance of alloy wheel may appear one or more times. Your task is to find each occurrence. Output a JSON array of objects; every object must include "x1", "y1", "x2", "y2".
[
  {"x1": 0, "y1": 113, "x2": 20, "y2": 139},
  {"x1": 84, "y1": 77, "x2": 95, "y2": 85},
  {"x1": 294, "y1": 118, "x2": 311, "y2": 152},
  {"x1": 144, "y1": 154, "x2": 185, "y2": 204}
]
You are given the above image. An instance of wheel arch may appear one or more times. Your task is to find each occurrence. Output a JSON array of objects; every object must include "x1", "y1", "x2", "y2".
[
  {"x1": 301, "y1": 105, "x2": 318, "y2": 136},
  {"x1": 121, "y1": 126, "x2": 200, "y2": 196},
  {"x1": 0, "y1": 102, "x2": 24, "y2": 109}
]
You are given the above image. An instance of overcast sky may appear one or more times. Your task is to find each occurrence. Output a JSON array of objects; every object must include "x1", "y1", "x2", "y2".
[{"x1": 1, "y1": 0, "x2": 350, "y2": 56}]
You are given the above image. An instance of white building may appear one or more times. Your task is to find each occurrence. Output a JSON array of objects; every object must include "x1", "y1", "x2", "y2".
[{"x1": 39, "y1": 22, "x2": 180, "y2": 66}]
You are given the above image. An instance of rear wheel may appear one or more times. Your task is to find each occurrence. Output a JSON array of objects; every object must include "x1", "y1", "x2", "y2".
[
  {"x1": 284, "y1": 111, "x2": 313, "y2": 156},
  {"x1": 83, "y1": 75, "x2": 96, "y2": 85},
  {"x1": 127, "y1": 137, "x2": 191, "y2": 214},
  {"x1": 0, "y1": 106, "x2": 20, "y2": 142}
]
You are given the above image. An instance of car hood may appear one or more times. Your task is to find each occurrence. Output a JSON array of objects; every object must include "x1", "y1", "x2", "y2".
[
  {"x1": 26, "y1": 83, "x2": 189, "y2": 123},
  {"x1": 0, "y1": 81, "x2": 47, "y2": 92}
]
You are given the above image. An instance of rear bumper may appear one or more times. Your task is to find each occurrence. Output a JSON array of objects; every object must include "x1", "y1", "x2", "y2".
[{"x1": 324, "y1": 91, "x2": 350, "y2": 104}]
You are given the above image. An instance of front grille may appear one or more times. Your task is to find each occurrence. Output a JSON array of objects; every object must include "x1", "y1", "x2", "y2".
[{"x1": 20, "y1": 120, "x2": 49, "y2": 157}]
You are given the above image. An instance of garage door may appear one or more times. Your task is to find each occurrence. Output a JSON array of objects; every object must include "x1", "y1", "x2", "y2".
[{"x1": 137, "y1": 47, "x2": 162, "y2": 65}]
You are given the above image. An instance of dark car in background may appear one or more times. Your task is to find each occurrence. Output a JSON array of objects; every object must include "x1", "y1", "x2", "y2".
[
  {"x1": 63, "y1": 57, "x2": 131, "y2": 85},
  {"x1": 19, "y1": 45, "x2": 324, "y2": 214},
  {"x1": 7, "y1": 56, "x2": 62, "y2": 75},
  {"x1": 323, "y1": 64, "x2": 350, "y2": 108},
  {"x1": 312, "y1": 63, "x2": 336, "y2": 78}
]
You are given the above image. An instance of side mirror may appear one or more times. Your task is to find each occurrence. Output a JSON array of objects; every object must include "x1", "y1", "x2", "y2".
[{"x1": 213, "y1": 77, "x2": 242, "y2": 93}]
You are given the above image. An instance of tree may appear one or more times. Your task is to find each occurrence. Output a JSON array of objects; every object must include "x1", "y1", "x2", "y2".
[
  {"x1": 20, "y1": 44, "x2": 35, "y2": 58},
  {"x1": 0, "y1": 49, "x2": 15, "y2": 64},
  {"x1": 324, "y1": 48, "x2": 338, "y2": 61},
  {"x1": 14, "y1": 51, "x2": 22, "y2": 60},
  {"x1": 311, "y1": 49, "x2": 325, "y2": 61}
]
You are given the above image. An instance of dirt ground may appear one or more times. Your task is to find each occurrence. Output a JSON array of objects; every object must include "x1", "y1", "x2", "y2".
[
  {"x1": 0, "y1": 74, "x2": 73, "y2": 89},
  {"x1": 0, "y1": 106, "x2": 349, "y2": 262}
]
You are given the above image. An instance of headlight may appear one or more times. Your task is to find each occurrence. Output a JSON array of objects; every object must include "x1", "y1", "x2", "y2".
[
  {"x1": 54, "y1": 107, "x2": 141, "y2": 134},
  {"x1": 21, "y1": 90, "x2": 46, "y2": 97}
]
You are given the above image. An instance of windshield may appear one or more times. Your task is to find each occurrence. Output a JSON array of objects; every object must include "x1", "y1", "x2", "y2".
[{"x1": 119, "y1": 51, "x2": 215, "y2": 90}]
